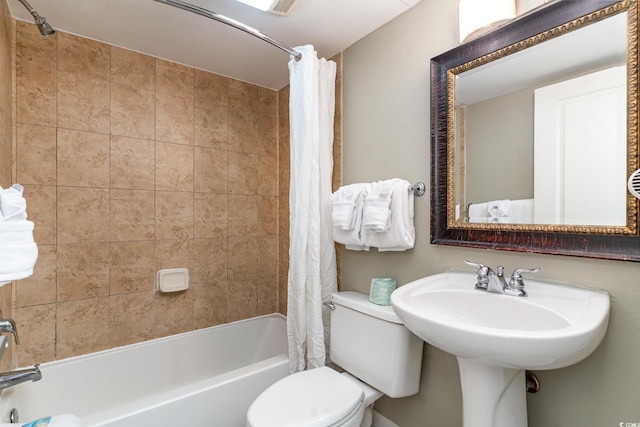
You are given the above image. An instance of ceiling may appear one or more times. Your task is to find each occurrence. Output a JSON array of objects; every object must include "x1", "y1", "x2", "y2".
[{"x1": 7, "y1": 0, "x2": 422, "y2": 90}]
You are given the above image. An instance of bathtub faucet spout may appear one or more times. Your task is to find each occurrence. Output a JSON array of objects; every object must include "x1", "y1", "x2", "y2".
[{"x1": 0, "y1": 364, "x2": 42, "y2": 390}]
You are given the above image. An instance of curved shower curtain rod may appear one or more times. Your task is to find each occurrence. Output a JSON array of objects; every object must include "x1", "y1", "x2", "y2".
[{"x1": 153, "y1": 0, "x2": 302, "y2": 60}]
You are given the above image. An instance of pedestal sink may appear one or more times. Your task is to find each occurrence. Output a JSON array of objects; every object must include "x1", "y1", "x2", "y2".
[{"x1": 390, "y1": 271, "x2": 610, "y2": 427}]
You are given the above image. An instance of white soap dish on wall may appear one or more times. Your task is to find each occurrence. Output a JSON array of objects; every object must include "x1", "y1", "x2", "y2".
[{"x1": 156, "y1": 268, "x2": 189, "y2": 293}]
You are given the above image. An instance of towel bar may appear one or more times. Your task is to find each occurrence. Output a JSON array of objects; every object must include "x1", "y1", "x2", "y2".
[{"x1": 409, "y1": 182, "x2": 425, "y2": 196}]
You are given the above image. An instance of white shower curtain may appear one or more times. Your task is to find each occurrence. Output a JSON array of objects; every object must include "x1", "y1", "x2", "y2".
[{"x1": 287, "y1": 45, "x2": 338, "y2": 373}]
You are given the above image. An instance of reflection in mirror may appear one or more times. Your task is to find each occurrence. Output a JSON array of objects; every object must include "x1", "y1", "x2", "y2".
[
  {"x1": 430, "y1": 0, "x2": 640, "y2": 261},
  {"x1": 454, "y1": 10, "x2": 628, "y2": 227}
]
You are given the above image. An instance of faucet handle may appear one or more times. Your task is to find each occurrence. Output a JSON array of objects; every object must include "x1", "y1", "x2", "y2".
[
  {"x1": 464, "y1": 260, "x2": 487, "y2": 272},
  {"x1": 464, "y1": 260, "x2": 489, "y2": 290},
  {"x1": 0, "y1": 318, "x2": 20, "y2": 345},
  {"x1": 509, "y1": 267, "x2": 540, "y2": 289}
]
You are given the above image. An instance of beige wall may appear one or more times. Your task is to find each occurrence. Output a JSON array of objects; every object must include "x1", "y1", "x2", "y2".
[
  {"x1": 342, "y1": 1, "x2": 640, "y2": 426},
  {"x1": 466, "y1": 88, "x2": 533, "y2": 202},
  {"x1": 9, "y1": 20, "x2": 281, "y2": 366}
]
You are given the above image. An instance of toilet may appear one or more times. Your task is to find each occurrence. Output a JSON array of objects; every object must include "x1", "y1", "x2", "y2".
[{"x1": 247, "y1": 291, "x2": 424, "y2": 427}]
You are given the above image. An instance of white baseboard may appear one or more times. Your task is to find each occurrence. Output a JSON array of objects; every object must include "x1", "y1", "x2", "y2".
[{"x1": 372, "y1": 410, "x2": 399, "y2": 427}]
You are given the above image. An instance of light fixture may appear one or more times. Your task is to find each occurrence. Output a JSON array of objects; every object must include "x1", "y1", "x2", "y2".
[
  {"x1": 236, "y1": 0, "x2": 273, "y2": 11},
  {"x1": 459, "y1": 0, "x2": 516, "y2": 43},
  {"x1": 235, "y1": 0, "x2": 301, "y2": 16}
]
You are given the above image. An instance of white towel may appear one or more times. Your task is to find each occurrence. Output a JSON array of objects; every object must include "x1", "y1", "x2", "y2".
[
  {"x1": 467, "y1": 202, "x2": 488, "y2": 222},
  {"x1": 363, "y1": 179, "x2": 415, "y2": 251},
  {"x1": 0, "y1": 185, "x2": 38, "y2": 283},
  {"x1": 331, "y1": 183, "x2": 367, "y2": 230},
  {"x1": 361, "y1": 180, "x2": 393, "y2": 232},
  {"x1": 332, "y1": 201, "x2": 356, "y2": 230},
  {"x1": 468, "y1": 217, "x2": 489, "y2": 223},
  {"x1": 0, "y1": 220, "x2": 39, "y2": 282},
  {"x1": 507, "y1": 198, "x2": 534, "y2": 223},
  {"x1": 333, "y1": 183, "x2": 370, "y2": 251},
  {"x1": 468, "y1": 202, "x2": 487, "y2": 219},
  {"x1": 0, "y1": 184, "x2": 28, "y2": 221},
  {"x1": 488, "y1": 199, "x2": 509, "y2": 223}
]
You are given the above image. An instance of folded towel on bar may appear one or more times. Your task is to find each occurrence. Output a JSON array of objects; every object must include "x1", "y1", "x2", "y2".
[
  {"x1": 331, "y1": 183, "x2": 368, "y2": 230},
  {"x1": 0, "y1": 185, "x2": 38, "y2": 283},
  {"x1": 468, "y1": 199, "x2": 535, "y2": 223},
  {"x1": 467, "y1": 202, "x2": 487, "y2": 219},
  {"x1": 488, "y1": 199, "x2": 509, "y2": 222},
  {"x1": 508, "y1": 198, "x2": 534, "y2": 223},
  {"x1": 332, "y1": 183, "x2": 370, "y2": 251},
  {"x1": 0, "y1": 184, "x2": 28, "y2": 221},
  {"x1": 363, "y1": 179, "x2": 415, "y2": 251},
  {"x1": 0, "y1": 220, "x2": 38, "y2": 282},
  {"x1": 361, "y1": 180, "x2": 393, "y2": 232}
]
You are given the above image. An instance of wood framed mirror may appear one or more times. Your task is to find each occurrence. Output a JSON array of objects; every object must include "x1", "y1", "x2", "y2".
[{"x1": 430, "y1": 0, "x2": 640, "y2": 261}]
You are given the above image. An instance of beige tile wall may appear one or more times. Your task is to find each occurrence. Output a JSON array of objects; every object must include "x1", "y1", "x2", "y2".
[
  {"x1": 5, "y1": 17, "x2": 342, "y2": 367},
  {"x1": 277, "y1": 86, "x2": 289, "y2": 314},
  {"x1": 0, "y1": 0, "x2": 14, "y2": 372},
  {"x1": 0, "y1": 0, "x2": 11, "y2": 188},
  {"x1": 11, "y1": 21, "x2": 281, "y2": 366}
]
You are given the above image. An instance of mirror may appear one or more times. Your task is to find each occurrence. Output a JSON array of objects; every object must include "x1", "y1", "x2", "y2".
[{"x1": 431, "y1": 0, "x2": 640, "y2": 261}]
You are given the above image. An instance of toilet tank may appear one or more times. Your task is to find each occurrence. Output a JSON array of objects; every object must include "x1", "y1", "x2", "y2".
[{"x1": 329, "y1": 291, "x2": 423, "y2": 398}]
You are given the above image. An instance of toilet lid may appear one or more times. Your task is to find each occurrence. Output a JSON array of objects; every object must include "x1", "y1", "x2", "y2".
[{"x1": 247, "y1": 366, "x2": 365, "y2": 427}]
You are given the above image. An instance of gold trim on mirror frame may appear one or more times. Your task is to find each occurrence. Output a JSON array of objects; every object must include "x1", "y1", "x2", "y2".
[{"x1": 445, "y1": 0, "x2": 639, "y2": 235}]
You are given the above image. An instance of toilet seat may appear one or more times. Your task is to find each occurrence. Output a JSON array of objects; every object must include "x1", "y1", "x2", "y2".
[{"x1": 246, "y1": 366, "x2": 365, "y2": 427}]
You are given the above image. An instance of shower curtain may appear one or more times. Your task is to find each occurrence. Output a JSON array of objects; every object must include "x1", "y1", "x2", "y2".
[{"x1": 287, "y1": 45, "x2": 338, "y2": 373}]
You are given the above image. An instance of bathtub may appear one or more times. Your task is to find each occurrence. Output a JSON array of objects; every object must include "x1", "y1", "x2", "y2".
[{"x1": 1, "y1": 314, "x2": 288, "y2": 426}]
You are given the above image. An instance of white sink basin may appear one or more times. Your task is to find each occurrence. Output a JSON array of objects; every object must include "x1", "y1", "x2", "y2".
[{"x1": 391, "y1": 272, "x2": 610, "y2": 370}]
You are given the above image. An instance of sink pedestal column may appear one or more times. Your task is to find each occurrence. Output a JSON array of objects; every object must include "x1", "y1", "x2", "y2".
[{"x1": 457, "y1": 358, "x2": 527, "y2": 427}]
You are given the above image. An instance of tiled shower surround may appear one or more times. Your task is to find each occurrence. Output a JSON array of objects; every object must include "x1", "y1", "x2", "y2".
[
  {"x1": 2, "y1": 18, "x2": 342, "y2": 367},
  {"x1": 12, "y1": 20, "x2": 281, "y2": 365}
]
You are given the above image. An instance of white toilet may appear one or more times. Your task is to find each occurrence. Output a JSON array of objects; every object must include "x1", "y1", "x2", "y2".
[{"x1": 247, "y1": 291, "x2": 424, "y2": 427}]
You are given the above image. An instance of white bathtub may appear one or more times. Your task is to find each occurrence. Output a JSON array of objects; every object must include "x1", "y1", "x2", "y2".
[{"x1": 1, "y1": 314, "x2": 288, "y2": 426}]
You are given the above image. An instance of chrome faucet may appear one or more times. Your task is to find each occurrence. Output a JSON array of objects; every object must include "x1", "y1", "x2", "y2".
[
  {"x1": 465, "y1": 260, "x2": 540, "y2": 297},
  {"x1": 487, "y1": 265, "x2": 509, "y2": 294},
  {"x1": 0, "y1": 311, "x2": 44, "y2": 390},
  {"x1": 0, "y1": 317, "x2": 20, "y2": 344},
  {"x1": 0, "y1": 365, "x2": 42, "y2": 390}
]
